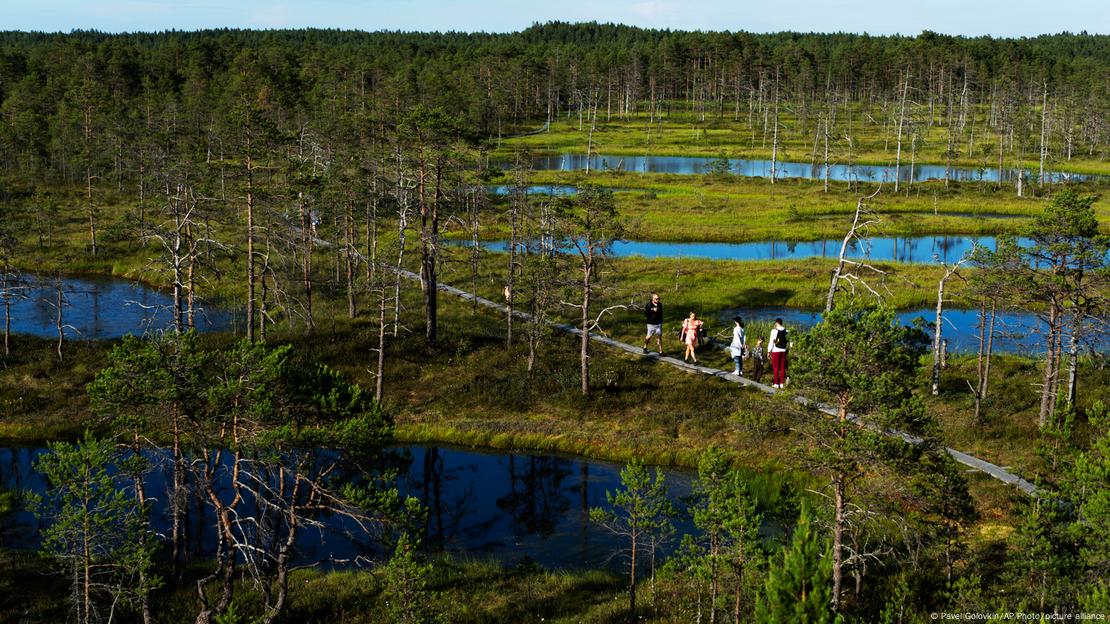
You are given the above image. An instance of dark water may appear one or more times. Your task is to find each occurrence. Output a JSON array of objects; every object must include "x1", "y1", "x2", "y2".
[
  {"x1": 715, "y1": 306, "x2": 1065, "y2": 354},
  {"x1": 2, "y1": 275, "x2": 235, "y2": 339},
  {"x1": 468, "y1": 235, "x2": 1014, "y2": 264},
  {"x1": 0, "y1": 445, "x2": 708, "y2": 571},
  {"x1": 528, "y1": 153, "x2": 1101, "y2": 184}
]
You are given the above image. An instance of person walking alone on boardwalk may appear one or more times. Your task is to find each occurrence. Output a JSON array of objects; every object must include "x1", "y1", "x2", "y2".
[
  {"x1": 768, "y1": 318, "x2": 790, "y2": 388},
  {"x1": 681, "y1": 311, "x2": 703, "y2": 363},
  {"x1": 643, "y1": 293, "x2": 663, "y2": 354},
  {"x1": 728, "y1": 316, "x2": 747, "y2": 376}
]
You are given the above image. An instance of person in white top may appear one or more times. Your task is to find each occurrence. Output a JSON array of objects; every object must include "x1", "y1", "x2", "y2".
[
  {"x1": 728, "y1": 316, "x2": 746, "y2": 376},
  {"x1": 768, "y1": 318, "x2": 789, "y2": 388}
]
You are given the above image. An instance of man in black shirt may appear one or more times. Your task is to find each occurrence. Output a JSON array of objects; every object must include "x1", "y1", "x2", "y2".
[{"x1": 643, "y1": 293, "x2": 663, "y2": 354}]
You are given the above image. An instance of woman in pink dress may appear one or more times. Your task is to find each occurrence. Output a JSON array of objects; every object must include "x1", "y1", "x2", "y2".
[{"x1": 681, "y1": 311, "x2": 703, "y2": 363}]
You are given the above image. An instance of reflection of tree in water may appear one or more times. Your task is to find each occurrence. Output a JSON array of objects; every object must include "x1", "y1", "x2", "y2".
[
  {"x1": 933, "y1": 236, "x2": 956, "y2": 262},
  {"x1": 899, "y1": 237, "x2": 921, "y2": 263},
  {"x1": 414, "y1": 447, "x2": 480, "y2": 552},
  {"x1": 0, "y1": 448, "x2": 35, "y2": 546},
  {"x1": 496, "y1": 455, "x2": 572, "y2": 539},
  {"x1": 847, "y1": 237, "x2": 874, "y2": 259}
]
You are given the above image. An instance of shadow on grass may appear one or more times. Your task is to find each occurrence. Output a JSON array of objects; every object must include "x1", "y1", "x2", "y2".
[
  {"x1": 730, "y1": 287, "x2": 797, "y2": 308},
  {"x1": 429, "y1": 558, "x2": 625, "y2": 623}
]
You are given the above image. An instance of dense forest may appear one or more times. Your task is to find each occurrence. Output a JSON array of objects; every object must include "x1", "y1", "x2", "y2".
[
  {"x1": 0, "y1": 23, "x2": 1108, "y2": 624},
  {"x1": 1, "y1": 24, "x2": 1109, "y2": 177}
]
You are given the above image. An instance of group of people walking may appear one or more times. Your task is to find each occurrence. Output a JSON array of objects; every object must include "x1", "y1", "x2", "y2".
[{"x1": 642, "y1": 293, "x2": 791, "y2": 388}]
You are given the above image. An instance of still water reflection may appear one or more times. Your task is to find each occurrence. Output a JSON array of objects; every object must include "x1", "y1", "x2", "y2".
[
  {"x1": 528, "y1": 153, "x2": 1100, "y2": 184},
  {"x1": 468, "y1": 235, "x2": 1013, "y2": 264},
  {"x1": 0, "y1": 445, "x2": 703, "y2": 570},
  {"x1": 3, "y1": 275, "x2": 234, "y2": 339}
]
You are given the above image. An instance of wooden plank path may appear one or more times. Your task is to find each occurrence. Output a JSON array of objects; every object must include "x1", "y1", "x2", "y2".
[{"x1": 400, "y1": 269, "x2": 1037, "y2": 496}]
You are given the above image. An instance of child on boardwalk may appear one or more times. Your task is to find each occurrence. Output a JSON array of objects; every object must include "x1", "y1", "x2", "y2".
[{"x1": 750, "y1": 338, "x2": 766, "y2": 383}]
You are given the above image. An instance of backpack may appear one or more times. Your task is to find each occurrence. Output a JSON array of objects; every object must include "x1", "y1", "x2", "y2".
[{"x1": 773, "y1": 328, "x2": 789, "y2": 350}]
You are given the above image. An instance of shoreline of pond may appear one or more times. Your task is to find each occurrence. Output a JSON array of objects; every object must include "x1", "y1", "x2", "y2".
[
  {"x1": 0, "y1": 441, "x2": 798, "y2": 571},
  {"x1": 1, "y1": 265, "x2": 1072, "y2": 355},
  {"x1": 489, "y1": 147, "x2": 1110, "y2": 179}
]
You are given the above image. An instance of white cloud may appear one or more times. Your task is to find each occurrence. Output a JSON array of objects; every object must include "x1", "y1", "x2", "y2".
[
  {"x1": 628, "y1": 1, "x2": 670, "y2": 21},
  {"x1": 248, "y1": 4, "x2": 294, "y2": 27}
]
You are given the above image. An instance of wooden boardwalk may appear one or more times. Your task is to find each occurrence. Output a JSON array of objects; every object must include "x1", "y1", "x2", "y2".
[{"x1": 401, "y1": 270, "x2": 1037, "y2": 496}]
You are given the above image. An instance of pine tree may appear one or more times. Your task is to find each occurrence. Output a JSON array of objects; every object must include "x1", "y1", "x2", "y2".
[
  {"x1": 690, "y1": 447, "x2": 765, "y2": 623},
  {"x1": 31, "y1": 434, "x2": 159, "y2": 624},
  {"x1": 590, "y1": 459, "x2": 674, "y2": 622},
  {"x1": 755, "y1": 505, "x2": 839, "y2": 624},
  {"x1": 1005, "y1": 495, "x2": 1075, "y2": 612},
  {"x1": 1072, "y1": 401, "x2": 1110, "y2": 612},
  {"x1": 790, "y1": 301, "x2": 928, "y2": 610},
  {"x1": 382, "y1": 532, "x2": 440, "y2": 624}
]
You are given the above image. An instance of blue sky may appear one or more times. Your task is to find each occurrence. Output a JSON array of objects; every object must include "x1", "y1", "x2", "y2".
[{"x1": 3, "y1": 0, "x2": 1106, "y2": 36}]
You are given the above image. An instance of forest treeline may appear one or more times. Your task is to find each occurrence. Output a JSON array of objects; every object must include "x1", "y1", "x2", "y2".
[{"x1": 1, "y1": 23, "x2": 1108, "y2": 181}]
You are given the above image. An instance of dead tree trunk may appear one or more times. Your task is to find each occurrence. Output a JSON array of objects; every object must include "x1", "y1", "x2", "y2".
[
  {"x1": 1066, "y1": 312, "x2": 1081, "y2": 406},
  {"x1": 186, "y1": 220, "x2": 197, "y2": 330},
  {"x1": 831, "y1": 408, "x2": 847, "y2": 614},
  {"x1": 932, "y1": 259, "x2": 967, "y2": 395},
  {"x1": 86, "y1": 164, "x2": 98, "y2": 256},
  {"x1": 984, "y1": 301, "x2": 997, "y2": 399},
  {"x1": 299, "y1": 192, "x2": 314, "y2": 328},
  {"x1": 1039, "y1": 81, "x2": 1048, "y2": 187},
  {"x1": 769, "y1": 78, "x2": 780, "y2": 184},
  {"x1": 973, "y1": 300, "x2": 998, "y2": 424},
  {"x1": 1039, "y1": 302, "x2": 1061, "y2": 427},
  {"x1": 375, "y1": 279, "x2": 387, "y2": 402},
  {"x1": 825, "y1": 188, "x2": 883, "y2": 312},
  {"x1": 53, "y1": 280, "x2": 65, "y2": 361},
  {"x1": 894, "y1": 72, "x2": 909, "y2": 193},
  {"x1": 823, "y1": 116, "x2": 830, "y2": 193},
  {"x1": 245, "y1": 150, "x2": 257, "y2": 342},
  {"x1": 345, "y1": 197, "x2": 356, "y2": 318},
  {"x1": 506, "y1": 187, "x2": 522, "y2": 346},
  {"x1": 580, "y1": 257, "x2": 592, "y2": 396},
  {"x1": 2, "y1": 274, "x2": 11, "y2": 356},
  {"x1": 393, "y1": 148, "x2": 408, "y2": 338}
]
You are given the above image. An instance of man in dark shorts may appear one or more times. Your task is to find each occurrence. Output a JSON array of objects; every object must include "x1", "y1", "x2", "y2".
[{"x1": 643, "y1": 293, "x2": 663, "y2": 354}]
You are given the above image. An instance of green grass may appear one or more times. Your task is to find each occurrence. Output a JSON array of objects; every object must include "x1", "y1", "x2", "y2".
[
  {"x1": 0, "y1": 546, "x2": 648, "y2": 624},
  {"x1": 923, "y1": 353, "x2": 1109, "y2": 478},
  {"x1": 502, "y1": 109, "x2": 1110, "y2": 176},
  {"x1": 0, "y1": 336, "x2": 110, "y2": 444},
  {"x1": 442, "y1": 252, "x2": 969, "y2": 329},
  {"x1": 0, "y1": 550, "x2": 71, "y2": 623},
  {"x1": 478, "y1": 171, "x2": 1110, "y2": 243}
]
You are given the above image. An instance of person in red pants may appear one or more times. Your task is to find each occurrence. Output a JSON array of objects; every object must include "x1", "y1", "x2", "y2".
[{"x1": 767, "y1": 318, "x2": 790, "y2": 388}]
